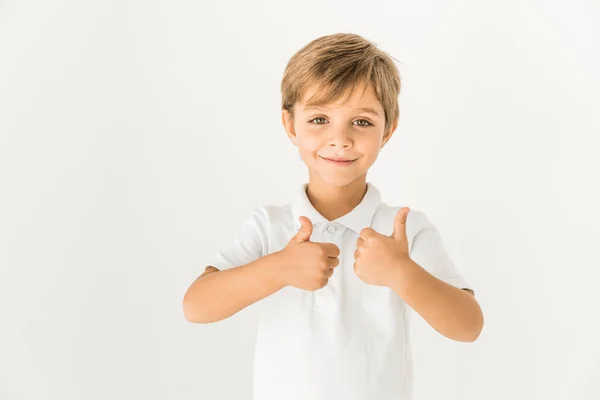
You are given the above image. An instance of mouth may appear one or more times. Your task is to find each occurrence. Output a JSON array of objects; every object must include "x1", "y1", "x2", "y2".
[{"x1": 320, "y1": 156, "x2": 358, "y2": 165}]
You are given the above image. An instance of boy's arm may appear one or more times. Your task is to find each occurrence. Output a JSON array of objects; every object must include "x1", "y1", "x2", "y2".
[
  {"x1": 388, "y1": 260, "x2": 483, "y2": 342},
  {"x1": 393, "y1": 210, "x2": 482, "y2": 342},
  {"x1": 182, "y1": 251, "x2": 286, "y2": 324}
]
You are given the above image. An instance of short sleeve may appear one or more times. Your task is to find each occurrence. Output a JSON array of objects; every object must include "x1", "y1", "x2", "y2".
[
  {"x1": 408, "y1": 211, "x2": 475, "y2": 295},
  {"x1": 207, "y1": 207, "x2": 268, "y2": 272}
]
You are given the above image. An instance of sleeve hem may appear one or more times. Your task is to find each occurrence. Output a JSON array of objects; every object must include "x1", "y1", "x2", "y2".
[{"x1": 441, "y1": 278, "x2": 475, "y2": 293}]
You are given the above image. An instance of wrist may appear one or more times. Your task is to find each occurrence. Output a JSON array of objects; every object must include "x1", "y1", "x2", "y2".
[
  {"x1": 266, "y1": 251, "x2": 289, "y2": 289},
  {"x1": 386, "y1": 258, "x2": 419, "y2": 291}
]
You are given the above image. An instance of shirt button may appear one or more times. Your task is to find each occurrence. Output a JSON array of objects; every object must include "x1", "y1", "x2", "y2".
[{"x1": 327, "y1": 224, "x2": 336, "y2": 233}]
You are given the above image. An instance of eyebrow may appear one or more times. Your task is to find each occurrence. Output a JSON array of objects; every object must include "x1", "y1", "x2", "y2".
[{"x1": 303, "y1": 106, "x2": 381, "y2": 118}]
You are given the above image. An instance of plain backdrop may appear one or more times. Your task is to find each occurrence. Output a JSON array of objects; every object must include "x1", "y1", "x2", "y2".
[{"x1": 1, "y1": 1, "x2": 599, "y2": 399}]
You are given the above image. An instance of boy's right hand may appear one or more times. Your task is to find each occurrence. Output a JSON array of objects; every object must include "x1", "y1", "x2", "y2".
[{"x1": 277, "y1": 216, "x2": 340, "y2": 291}]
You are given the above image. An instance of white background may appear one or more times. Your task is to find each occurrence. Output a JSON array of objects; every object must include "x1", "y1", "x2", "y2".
[{"x1": 1, "y1": 1, "x2": 599, "y2": 399}]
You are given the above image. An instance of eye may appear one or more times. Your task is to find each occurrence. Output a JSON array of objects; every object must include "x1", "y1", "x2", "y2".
[
  {"x1": 307, "y1": 117, "x2": 374, "y2": 127},
  {"x1": 309, "y1": 117, "x2": 327, "y2": 125},
  {"x1": 354, "y1": 119, "x2": 373, "y2": 127}
]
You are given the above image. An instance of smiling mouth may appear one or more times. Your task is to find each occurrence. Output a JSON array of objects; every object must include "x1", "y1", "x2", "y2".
[{"x1": 320, "y1": 156, "x2": 358, "y2": 164}]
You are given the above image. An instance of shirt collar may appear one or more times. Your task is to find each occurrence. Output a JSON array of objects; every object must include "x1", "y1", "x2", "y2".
[{"x1": 291, "y1": 182, "x2": 382, "y2": 234}]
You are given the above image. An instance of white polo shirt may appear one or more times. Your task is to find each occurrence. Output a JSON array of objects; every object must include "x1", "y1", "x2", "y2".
[{"x1": 209, "y1": 182, "x2": 474, "y2": 400}]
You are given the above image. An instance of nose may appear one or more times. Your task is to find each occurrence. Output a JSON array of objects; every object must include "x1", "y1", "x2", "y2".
[{"x1": 327, "y1": 128, "x2": 352, "y2": 148}]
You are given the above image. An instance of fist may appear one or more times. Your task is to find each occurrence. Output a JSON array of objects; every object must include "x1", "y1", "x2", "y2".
[
  {"x1": 354, "y1": 207, "x2": 411, "y2": 287},
  {"x1": 278, "y1": 216, "x2": 341, "y2": 291}
]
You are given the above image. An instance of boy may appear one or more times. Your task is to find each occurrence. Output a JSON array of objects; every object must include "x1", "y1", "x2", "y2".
[{"x1": 183, "y1": 32, "x2": 484, "y2": 400}]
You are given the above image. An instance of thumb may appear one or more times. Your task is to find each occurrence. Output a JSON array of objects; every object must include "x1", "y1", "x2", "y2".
[
  {"x1": 392, "y1": 207, "x2": 410, "y2": 242},
  {"x1": 293, "y1": 216, "x2": 313, "y2": 243}
]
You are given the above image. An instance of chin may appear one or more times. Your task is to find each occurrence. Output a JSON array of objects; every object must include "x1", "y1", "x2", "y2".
[{"x1": 314, "y1": 171, "x2": 365, "y2": 187}]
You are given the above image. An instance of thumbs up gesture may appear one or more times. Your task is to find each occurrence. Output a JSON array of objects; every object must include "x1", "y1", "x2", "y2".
[
  {"x1": 353, "y1": 207, "x2": 411, "y2": 287},
  {"x1": 278, "y1": 216, "x2": 341, "y2": 291}
]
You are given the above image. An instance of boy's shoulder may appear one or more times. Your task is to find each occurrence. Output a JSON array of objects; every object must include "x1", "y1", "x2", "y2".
[
  {"x1": 243, "y1": 203, "x2": 295, "y2": 238},
  {"x1": 248, "y1": 203, "x2": 292, "y2": 223}
]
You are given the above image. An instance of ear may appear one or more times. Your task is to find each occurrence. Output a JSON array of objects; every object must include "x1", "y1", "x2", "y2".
[
  {"x1": 381, "y1": 116, "x2": 399, "y2": 148},
  {"x1": 282, "y1": 109, "x2": 297, "y2": 146}
]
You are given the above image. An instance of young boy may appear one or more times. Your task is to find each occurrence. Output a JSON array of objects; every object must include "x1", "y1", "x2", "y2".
[{"x1": 183, "y1": 32, "x2": 484, "y2": 400}]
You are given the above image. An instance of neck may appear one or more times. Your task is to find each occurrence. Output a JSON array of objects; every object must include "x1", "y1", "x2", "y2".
[{"x1": 305, "y1": 174, "x2": 368, "y2": 222}]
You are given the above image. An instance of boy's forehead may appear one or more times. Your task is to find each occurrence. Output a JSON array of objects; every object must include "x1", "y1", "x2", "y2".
[{"x1": 298, "y1": 81, "x2": 381, "y2": 113}]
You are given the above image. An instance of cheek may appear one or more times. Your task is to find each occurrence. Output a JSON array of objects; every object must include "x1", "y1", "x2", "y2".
[
  {"x1": 361, "y1": 135, "x2": 384, "y2": 150},
  {"x1": 295, "y1": 132, "x2": 322, "y2": 153},
  {"x1": 363, "y1": 136, "x2": 385, "y2": 156},
  {"x1": 294, "y1": 143, "x2": 318, "y2": 165},
  {"x1": 351, "y1": 140, "x2": 378, "y2": 162}
]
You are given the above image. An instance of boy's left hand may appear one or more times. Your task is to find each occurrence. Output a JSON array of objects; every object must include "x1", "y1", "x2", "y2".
[{"x1": 353, "y1": 207, "x2": 411, "y2": 287}]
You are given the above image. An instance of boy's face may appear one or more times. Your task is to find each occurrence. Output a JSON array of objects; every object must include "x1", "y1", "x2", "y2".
[{"x1": 282, "y1": 81, "x2": 398, "y2": 187}]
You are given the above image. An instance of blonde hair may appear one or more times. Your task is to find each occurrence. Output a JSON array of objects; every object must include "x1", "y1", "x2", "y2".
[{"x1": 281, "y1": 33, "x2": 402, "y2": 137}]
